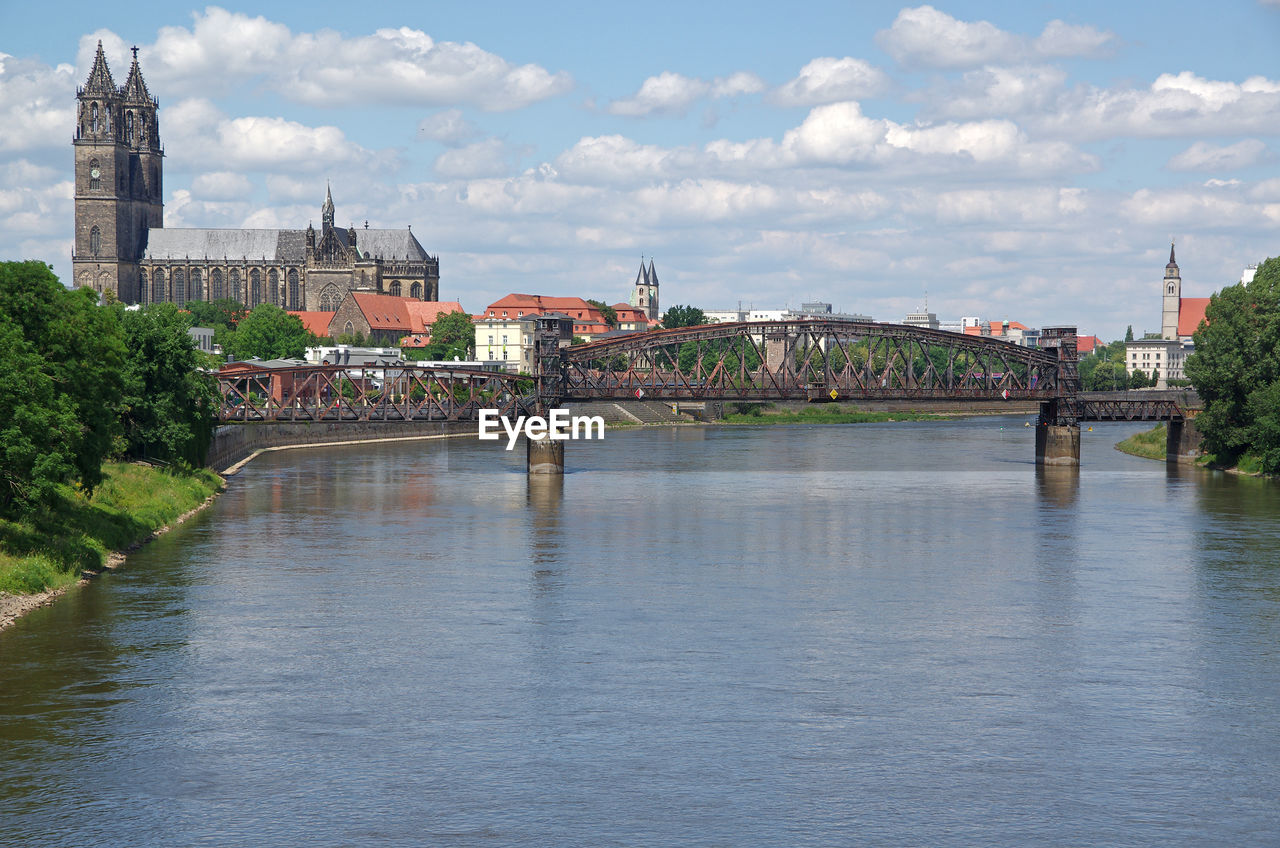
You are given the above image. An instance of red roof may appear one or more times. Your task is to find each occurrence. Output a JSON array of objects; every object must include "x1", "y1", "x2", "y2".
[
  {"x1": 288, "y1": 311, "x2": 336, "y2": 336},
  {"x1": 1076, "y1": 335, "x2": 1102, "y2": 354},
  {"x1": 1178, "y1": 298, "x2": 1210, "y2": 337},
  {"x1": 403, "y1": 300, "x2": 466, "y2": 334},
  {"x1": 484, "y1": 293, "x2": 606, "y2": 324}
]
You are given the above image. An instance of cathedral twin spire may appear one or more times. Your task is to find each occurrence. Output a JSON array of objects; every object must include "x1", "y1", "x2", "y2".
[{"x1": 77, "y1": 41, "x2": 158, "y2": 149}]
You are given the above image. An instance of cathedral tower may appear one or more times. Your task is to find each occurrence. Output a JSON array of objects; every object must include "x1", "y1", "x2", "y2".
[
  {"x1": 1161, "y1": 242, "x2": 1180, "y2": 340},
  {"x1": 629, "y1": 258, "x2": 660, "y2": 322},
  {"x1": 73, "y1": 42, "x2": 163, "y2": 301}
]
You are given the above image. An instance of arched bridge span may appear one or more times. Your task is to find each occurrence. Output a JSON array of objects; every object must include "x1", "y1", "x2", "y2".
[{"x1": 556, "y1": 319, "x2": 1067, "y2": 404}]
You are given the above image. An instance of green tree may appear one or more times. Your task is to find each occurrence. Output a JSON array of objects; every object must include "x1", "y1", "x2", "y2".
[
  {"x1": 0, "y1": 261, "x2": 125, "y2": 494},
  {"x1": 184, "y1": 298, "x2": 246, "y2": 330},
  {"x1": 0, "y1": 317, "x2": 81, "y2": 513},
  {"x1": 119, "y1": 304, "x2": 219, "y2": 465},
  {"x1": 223, "y1": 304, "x2": 314, "y2": 360},
  {"x1": 587, "y1": 299, "x2": 619, "y2": 328},
  {"x1": 1125, "y1": 325, "x2": 1134, "y2": 342},
  {"x1": 1186, "y1": 257, "x2": 1280, "y2": 463},
  {"x1": 662, "y1": 305, "x2": 706, "y2": 329},
  {"x1": 422, "y1": 311, "x2": 474, "y2": 360}
]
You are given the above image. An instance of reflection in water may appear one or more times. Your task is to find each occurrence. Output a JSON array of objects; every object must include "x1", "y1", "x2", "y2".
[{"x1": 2, "y1": 419, "x2": 1280, "y2": 846}]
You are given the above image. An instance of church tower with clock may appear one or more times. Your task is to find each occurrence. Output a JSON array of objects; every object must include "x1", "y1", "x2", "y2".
[{"x1": 72, "y1": 41, "x2": 163, "y2": 301}]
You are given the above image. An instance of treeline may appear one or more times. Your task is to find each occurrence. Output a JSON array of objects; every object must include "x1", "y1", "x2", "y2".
[
  {"x1": 1186, "y1": 256, "x2": 1280, "y2": 472},
  {"x1": 0, "y1": 261, "x2": 216, "y2": 516},
  {"x1": 1077, "y1": 340, "x2": 1161, "y2": 391}
]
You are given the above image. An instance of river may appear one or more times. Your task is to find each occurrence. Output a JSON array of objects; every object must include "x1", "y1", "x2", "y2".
[{"x1": 2, "y1": 418, "x2": 1279, "y2": 846}]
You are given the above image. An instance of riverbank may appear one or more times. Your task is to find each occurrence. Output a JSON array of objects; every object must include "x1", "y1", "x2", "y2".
[
  {"x1": 1115, "y1": 423, "x2": 1168, "y2": 460},
  {"x1": 0, "y1": 463, "x2": 223, "y2": 632},
  {"x1": 721, "y1": 403, "x2": 949, "y2": 425}
]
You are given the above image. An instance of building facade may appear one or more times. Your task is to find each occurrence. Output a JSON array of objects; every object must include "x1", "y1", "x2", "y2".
[
  {"x1": 1126, "y1": 244, "x2": 1208, "y2": 388},
  {"x1": 72, "y1": 43, "x2": 440, "y2": 310}
]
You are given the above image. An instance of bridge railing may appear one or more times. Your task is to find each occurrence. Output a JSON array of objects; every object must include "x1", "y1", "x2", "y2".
[{"x1": 216, "y1": 364, "x2": 534, "y2": 423}]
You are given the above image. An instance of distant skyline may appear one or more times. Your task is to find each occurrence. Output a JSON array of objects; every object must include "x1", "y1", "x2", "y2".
[{"x1": 2, "y1": 1, "x2": 1278, "y2": 339}]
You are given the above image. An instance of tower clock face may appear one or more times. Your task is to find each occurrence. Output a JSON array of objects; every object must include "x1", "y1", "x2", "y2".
[{"x1": 90, "y1": 167, "x2": 100, "y2": 179}]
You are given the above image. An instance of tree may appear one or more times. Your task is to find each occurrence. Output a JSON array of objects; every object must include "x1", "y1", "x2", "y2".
[
  {"x1": 0, "y1": 261, "x2": 125, "y2": 494},
  {"x1": 1186, "y1": 256, "x2": 1280, "y2": 464},
  {"x1": 119, "y1": 304, "x2": 218, "y2": 465},
  {"x1": 223, "y1": 304, "x2": 314, "y2": 361},
  {"x1": 587, "y1": 299, "x2": 619, "y2": 328},
  {"x1": 184, "y1": 298, "x2": 246, "y2": 332},
  {"x1": 0, "y1": 317, "x2": 80, "y2": 513},
  {"x1": 1125, "y1": 325, "x2": 1134, "y2": 342},
  {"x1": 421, "y1": 310, "x2": 474, "y2": 361},
  {"x1": 662, "y1": 305, "x2": 706, "y2": 329}
]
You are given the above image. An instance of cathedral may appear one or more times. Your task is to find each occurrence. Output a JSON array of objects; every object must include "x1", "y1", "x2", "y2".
[{"x1": 72, "y1": 42, "x2": 440, "y2": 310}]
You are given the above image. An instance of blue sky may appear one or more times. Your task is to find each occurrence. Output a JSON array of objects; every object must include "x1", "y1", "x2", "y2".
[{"x1": 2, "y1": 1, "x2": 1278, "y2": 339}]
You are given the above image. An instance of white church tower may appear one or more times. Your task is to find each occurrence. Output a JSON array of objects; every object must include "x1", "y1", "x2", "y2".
[{"x1": 1161, "y1": 242, "x2": 1181, "y2": 340}]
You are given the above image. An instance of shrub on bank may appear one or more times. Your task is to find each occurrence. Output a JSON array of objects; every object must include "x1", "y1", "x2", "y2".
[{"x1": 0, "y1": 462, "x2": 222, "y2": 596}]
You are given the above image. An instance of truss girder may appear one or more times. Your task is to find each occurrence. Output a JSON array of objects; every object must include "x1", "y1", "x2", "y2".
[
  {"x1": 217, "y1": 365, "x2": 533, "y2": 423},
  {"x1": 563, "y1": 319, "x2": 1062, "y2": 401}
]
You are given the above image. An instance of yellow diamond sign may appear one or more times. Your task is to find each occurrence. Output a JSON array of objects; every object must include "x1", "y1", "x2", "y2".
[{"x1": 829, "y1": 389, "x2": 839, "y2": 400}]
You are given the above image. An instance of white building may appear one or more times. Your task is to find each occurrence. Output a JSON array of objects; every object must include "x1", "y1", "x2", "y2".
[{"x1": 1125, "y1": 244, "x2": 1208, "y2": 388}]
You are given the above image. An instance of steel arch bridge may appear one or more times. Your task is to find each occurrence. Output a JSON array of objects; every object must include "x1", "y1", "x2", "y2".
[
  {"x1": 555, "y1": 318, "x2": 1067, "y2": 404},
  {"x1": 213, "y1": 320, "x2": 1190, "y2": 426}
]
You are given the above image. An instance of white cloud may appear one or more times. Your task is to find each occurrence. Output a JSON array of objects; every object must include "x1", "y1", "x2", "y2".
[
  {"x1": 608, "y1": 70, "x2": 764, "y2": 116},
  {"x1": 434, "y1": 139, "x2": 520, "y2": 179},
  {"x1": 1036, "y1": 72, "x2": 1280, "y2": 140},
  {"x1": 770, "y1": 57, "x2": 890, "y2": 106},
  {"x1": 190, "y1": 171, "x2": 254, "y2": 200},
  {"x1": 0, "y1": 53, "x2": 76, "y2": 155},
  {"x1": 83, "y1": 8, "x2": 572, "y2": 111},
  {"x1": 1033, "y1": 20, "x2": 1116, "y2": 59},
  {"x1": 1168, "y1": 139, "x2": 1269, "y2": 171},
  {"x1": 417, "y1": 109, "x2": 480, "y2": 146},
  {"x1": 163, "y1": 98, "x2": 392, "y2": 173},
  {"x1": 876, "y1": 6, "x2": 1115, "y2": 69},
  {"x1": 877, "y1": 6, "x2": 1021, "y2": 69},
  {"x1": 921, "y1": 65, "x2": 1068, "y2": 120}
]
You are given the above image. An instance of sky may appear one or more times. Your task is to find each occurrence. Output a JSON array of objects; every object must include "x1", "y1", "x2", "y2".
[{"x1": 1, "y1": 1, "x2": 1278, "y2": 340}]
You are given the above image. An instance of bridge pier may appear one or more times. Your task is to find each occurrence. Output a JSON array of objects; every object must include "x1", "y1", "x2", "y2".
[
  {"x1": 1036, "y1": 422, "x2": 1080, "y2": 466},
  {"x1": 1166, "y1": 418, "x2": 1202, "y2": 462},
  {"x1": 527, "y1": 436, "x2": 565, "y2": 474}
]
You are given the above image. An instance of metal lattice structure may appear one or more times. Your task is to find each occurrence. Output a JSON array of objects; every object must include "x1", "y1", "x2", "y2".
[
  {"x1": 217, "y1": 365, "x2": 534, "y2": 422},
  {"x1": 214, "y1": 322, "x2": 1193, "y2": 426},
  {"x1": 560, "y1": 319, "x2": 1067, "y2": 404}
]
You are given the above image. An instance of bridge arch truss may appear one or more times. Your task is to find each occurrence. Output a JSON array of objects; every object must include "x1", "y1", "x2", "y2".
[{"x1": 560, "y1": 319, "x2": 1066, "y2": 403}]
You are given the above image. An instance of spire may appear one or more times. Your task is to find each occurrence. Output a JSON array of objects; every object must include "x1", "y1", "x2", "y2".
[
  {"x1": 322, "y1": 182, "x2": 335, "y2": 228},
  {"x1": 1166, "y1": 240, "x2": 1178, "y2": 271},
  {"x1": 121, "y1": 45, "x2": 151, "y2": 103},
  {"x1": 647, "y1": 259, "x2": 658, "y2": 287},
  {"x1": 635, "y1": 258, "x2": 648, "y2": 286},
  {"x1": 81, "y1": 40, "x2": 116, "y2": 97}
]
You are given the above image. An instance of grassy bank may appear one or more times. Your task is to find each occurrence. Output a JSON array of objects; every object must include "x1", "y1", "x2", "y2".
[
  {"x1": 1115, "y1": 424, "x2": 1168, "y2": 460},
  {"x1": 722, "y1": 403, "x2": 946, "y2": 425},
  {"x1": 0, "y1": 463, "x2": 223, "y2": 596}
]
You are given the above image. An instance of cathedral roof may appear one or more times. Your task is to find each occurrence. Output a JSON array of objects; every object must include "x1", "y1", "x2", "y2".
[
  {"x1": 81, "y1": 41, "x2": 116, "y2": 97},
  {"x1": 144, "y1": 229, "x2": 291, "y2": 261},
  {"x1": 1167, "y1": 242, "x2": 1178, "y2": 270},
  {"x1": 143, "y1": 227, "x2": 431, "y2": 263}
]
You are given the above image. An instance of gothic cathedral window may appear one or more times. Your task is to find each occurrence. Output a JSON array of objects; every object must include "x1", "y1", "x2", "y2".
[{"x1": 89, "y1": 226, "x2": 101, "y2": 256}]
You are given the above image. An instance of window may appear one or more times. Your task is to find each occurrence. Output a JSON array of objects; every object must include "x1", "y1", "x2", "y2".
[
  {"x1": 268, "y1": 269, "x2": 279, "y2": 305},
  {"x1": 153, "y1": 268, "x2": 165, "y2": 302},
  {"x1": 502, "y1": 334, "x2": 508, "y2": 344},
  {"x1": 389, "y1": 281, "x2": 401, "y2": 297},
  {"x1": 89, "y1": 225, "x2": 101, "y2": 256},
  {"x1": 173, "y1": 268, "x2": 186, "y2": 305},
  {"x1": 250, "y1": 269, "x2": 262, "y2": 306},
  {"x1": 287, "y1": 268, "x2": 299, "y2": 309},
  {"x1": 488, "y1": 335, "x2": 494, "y2": 344},
  {"x1": 190, "y1": 269, "x2": 203, "y2": 302}
]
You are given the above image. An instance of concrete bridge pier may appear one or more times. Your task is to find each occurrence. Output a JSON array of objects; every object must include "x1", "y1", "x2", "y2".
[
  {"x1": 1036, "y1": 422, "x2": 1080, "y2": 466},
  {"x1": 1166, "y1": 418, "x2": 1203, "y2": 463},
  {"x1": 527, "y1": 436, "x2": 565, "y2": 474}
]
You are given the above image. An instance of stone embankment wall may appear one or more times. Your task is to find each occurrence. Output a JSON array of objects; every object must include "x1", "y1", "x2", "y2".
[{"x1": 208, "y1": 421, "x2": 477, "y2": 474}]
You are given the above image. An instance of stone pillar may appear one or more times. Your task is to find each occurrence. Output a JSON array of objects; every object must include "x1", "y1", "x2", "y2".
[
  {"x1": 765, "y1": 335, "x2": 789, "y2": 372},
  {"x1": 527, "y1": 437, "x2": 564, "y2": 474},
  {"x1": 1036, "y1": 423, "x2": 1080, "y2": 466},
  {"x1": 1166, "y1": 418, "x2": 1203, "y2": 463}
]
